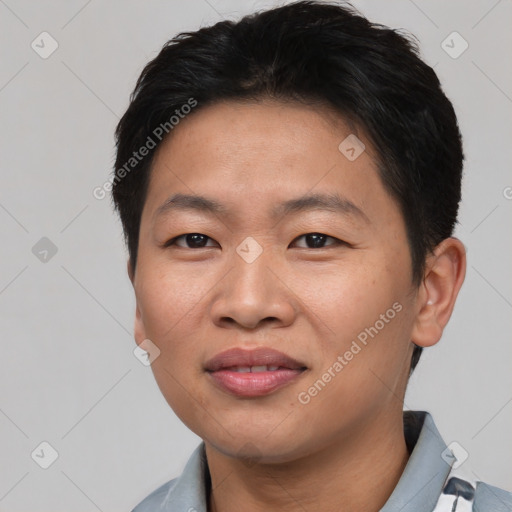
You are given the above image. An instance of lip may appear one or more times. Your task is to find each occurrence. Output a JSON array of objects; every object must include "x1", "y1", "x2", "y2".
[
  {"x1": 205, "y1": 347, "x2": 307, "y2": 398},
  {"x1": 205, "y1": 347, "x2": 306, "y2": 371}
]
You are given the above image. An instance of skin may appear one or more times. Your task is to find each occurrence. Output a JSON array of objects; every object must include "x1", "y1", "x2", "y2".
[{"x1": 129, "y1": 99, "x2": 466, "y2": 512}]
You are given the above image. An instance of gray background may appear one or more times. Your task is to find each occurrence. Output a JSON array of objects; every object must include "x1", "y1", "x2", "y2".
[{"x1": 0, "y1": 0, "x2": 510, "y2": 510}]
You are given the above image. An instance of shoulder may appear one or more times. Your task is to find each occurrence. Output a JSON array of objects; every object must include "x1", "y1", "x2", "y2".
[
  {"x1": 473, "y1": 481, "x2": 512, "y2": 511},
  {"x1": 438, "y1": 474, "x2": 512, "y2": 511},
  {"x1": 129, "y1": 442, "x2": 208, "y2": 511},
  {"x1": 131, "y1": 478, "x2": 178, "y2": 512}
]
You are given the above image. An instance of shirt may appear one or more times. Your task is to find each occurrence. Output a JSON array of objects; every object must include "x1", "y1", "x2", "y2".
[{"x1": 131, "y1": 411, "x2": 512, "y2": 511}]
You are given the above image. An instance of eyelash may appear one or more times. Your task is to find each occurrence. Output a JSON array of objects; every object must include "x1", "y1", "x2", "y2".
[{"x1": 163, "y1": 233, "x2": 346, "y2": 250}]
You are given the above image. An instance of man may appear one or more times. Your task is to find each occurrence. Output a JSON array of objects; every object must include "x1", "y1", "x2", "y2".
[{"x1": 111, "y1": 1, "x2": 512, "y2": 510}]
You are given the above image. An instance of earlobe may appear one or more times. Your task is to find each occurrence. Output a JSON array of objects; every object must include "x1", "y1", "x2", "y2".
[
  {"x1": 128, "y1": 260, "x2": 146, "y2": 344},
  {"x1": 134, "y1": 301, "x2": 147, "y2": 345},
  {"x1": 411, "y1": 238, "x2": 466, "y2": 348}
]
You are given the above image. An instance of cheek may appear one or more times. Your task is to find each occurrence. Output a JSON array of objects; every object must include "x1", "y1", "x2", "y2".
[
  {"x1": 134, "y1": 267, "x2": 214, "y2": 410},
  {"x1": 297, "y1": 263, "x2": 389, "y2": 339},
  {"x1": 136, "y1": 259, "x2": 210, "y2": 339},
  {"x1": 301, "y1": 261, "x2": 412, "y2": 377},
  {"x1": 135, "y1": 265, "x2": 213, "y2": 427}
]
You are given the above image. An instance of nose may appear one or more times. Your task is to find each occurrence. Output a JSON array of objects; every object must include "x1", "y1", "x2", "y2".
[{"x1": 210, "y1": 247, "x2": 297, "y2": 331}]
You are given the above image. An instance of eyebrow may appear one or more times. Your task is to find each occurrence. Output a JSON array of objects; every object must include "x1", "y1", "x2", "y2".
[{"x1": 154, "y1": 192, "x2": 370, "y2": 223}]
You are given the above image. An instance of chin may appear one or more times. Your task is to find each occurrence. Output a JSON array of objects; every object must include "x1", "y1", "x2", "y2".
[{"x1": 203, "y1": 425, "x2": 315, "y2": 465}]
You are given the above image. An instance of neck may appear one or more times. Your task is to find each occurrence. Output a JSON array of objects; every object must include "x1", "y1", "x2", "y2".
[{"x1": 205, "y1": 409, "x2": 410, "y2": 512}]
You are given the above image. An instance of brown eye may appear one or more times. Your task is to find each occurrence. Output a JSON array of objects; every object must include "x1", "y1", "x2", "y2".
[
  {"x1": 166, "y1": 233, "x2": 217, "y2": 248},
  {"x1": 291, "y1": 233, "x2": 341, "y2": 249}
]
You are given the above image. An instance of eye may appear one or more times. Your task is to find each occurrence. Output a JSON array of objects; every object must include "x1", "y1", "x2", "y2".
[
  {"x1": 291, "y1": 233, "x2": 344, "y2": 249},
  {"x1": 164, "y1": 232, "x2": 345, "y2": 250},
  {"x1": 165, "y1": 233, "x2": 218, "y2": 249}
]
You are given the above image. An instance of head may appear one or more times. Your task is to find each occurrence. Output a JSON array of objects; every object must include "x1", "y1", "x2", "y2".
[{"x1": 112, "y1": 1, "x2": 465, "y2": 461}]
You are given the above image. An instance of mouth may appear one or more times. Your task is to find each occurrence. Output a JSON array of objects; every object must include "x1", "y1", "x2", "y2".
[{"x1": 204, "y1": 347, "x2": 308, "y2": 398}]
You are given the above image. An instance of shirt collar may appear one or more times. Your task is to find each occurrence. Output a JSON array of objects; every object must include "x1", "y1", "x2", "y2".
[
  {"x1": 380, "y1": 411, "x2": 452, "y2": 512},
  {"x1": 138, "y1": 411, "x2": 452, "y2": 512}
]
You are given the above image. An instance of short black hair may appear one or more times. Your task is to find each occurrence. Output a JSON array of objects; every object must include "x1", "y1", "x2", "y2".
[{"x1": 112, "y1": 0, "x2": 464, "y2": 372}]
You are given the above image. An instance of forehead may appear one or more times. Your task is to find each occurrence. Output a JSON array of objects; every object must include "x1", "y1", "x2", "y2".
[
  {"x1": 154, "y1": 99, "x2": 358, "y2": 164},
  {"x1": 143, "y1": 99, "x2": 399, "y2": 228}
]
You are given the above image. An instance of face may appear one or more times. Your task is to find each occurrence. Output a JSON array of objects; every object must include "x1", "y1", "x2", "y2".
[{"x1": 131, "y1": 99, "x2": 420, "y2": 463}]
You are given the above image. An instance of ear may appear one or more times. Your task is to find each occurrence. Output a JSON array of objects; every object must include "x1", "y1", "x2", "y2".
[
  {"x1": 133, "y1": 301, "x2": 147, "y2": 345},
  {"x1": 127, "y1": 259, "x2": 135, "y2": 285},
  {"x1": 411, "y1": 237, "x2": 466, "y2": 348},
  {"x1": 127, "y1": 259, "x2": 146, "y2": 344}
]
